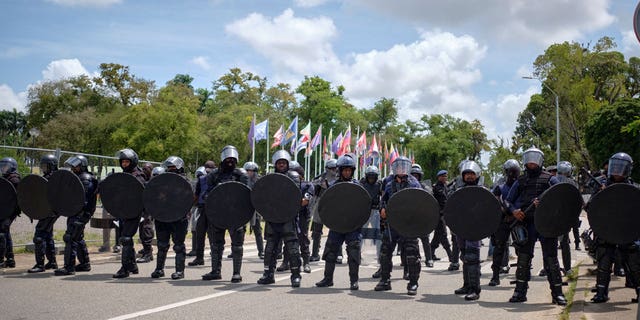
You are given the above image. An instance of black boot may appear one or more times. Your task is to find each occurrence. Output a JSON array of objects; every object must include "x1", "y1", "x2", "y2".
[
  {"x1": 55, "y1": 238, "x2": 75, "y2": 276},
  {"x1": 591, "y1": 269, "x2": 610, "y2": 303},
  {"x1": 546, "y1": 257, "x2": 567, "y2": 305},
  {"x1": 302, "y1": 254, "x2": 311, "y2": 273},
  {"x1": 277, "y1": 254, "x2": 290, "y2": 272},
  {"x1": 231, "y1": 245, "x2": 243, "y2": 283},
  {"x1": 171, "y1": 244, "x2": 186, "y2": 280},
  {"x1": 509, "y1": 253, "x2": 531, "y2": 303},
  {"x1": 29, "y1": 238, "x2": 46, "y2": 273},
  {"x1": 454, "y1": 263, "x2": 470, "y2": 294},
  {"x1": 315, "y1": 262, "x2": 335, "y2": 287},
  {"x1": 151, "y1": 246, "x2": 168, "y2": 278},
  {"x1": 464, "y1": 248, "x2": 481, "y2": 301},
  {"x1": 372, "y1": 267, "x2": 382, "y2": 278},
  {"x1": 202, "y1": 244, "x2": 222, "y2": 280},
  {"x1": 488, "y1": 268, "x2": 500, "y2": 286},
  {"x1": 257, "y1": 269, "x2": 275, "y2": 284},
  {"x1": 375, "y1": 278, "x2": 392, "y2": 291},
  {"x1": 45, "y1": 244, "x2": 58, "y2": 270}
]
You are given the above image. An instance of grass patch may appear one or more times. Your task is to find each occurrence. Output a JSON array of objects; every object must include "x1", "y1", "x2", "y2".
[{"x1": 559, "y1": 263, "x2": 581, "y2": 320}]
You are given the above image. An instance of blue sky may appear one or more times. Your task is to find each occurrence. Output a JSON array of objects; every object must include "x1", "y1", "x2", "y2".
[{"x1": 1, "y1": 0, "x2": 639, "y2": 144}]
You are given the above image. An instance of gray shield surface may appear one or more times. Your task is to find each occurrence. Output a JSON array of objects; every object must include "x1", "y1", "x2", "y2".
[
  {"x1": 17, "y1": 174, "x2": 52, "y2": 220},
  {"x1": 0, "y1": 177, "x2": 17, "y2": 220},
  {"x1": 250, "y1": 173, "x2": 301, "y2": 223},
  {"x1": 534, "y1": 182, "x2": 583, "y2": 238},
  {"x1": 100, "y1": 173, "x2": 145, "y2": 220},
  {"x1": 588, "y1": 183, "x2": 640, "y2": 245},
  {"x1": 386, "y1": 188, "x2": 440, "y2": 238},
  {"x1": 318, "y1": 182, "x2": 372, "y2": 233},
  {"x1": 444, "y1": 186, "x2": 502, "y2": 241},
  {"x1": 47, "y1": 169, "x2": 85, "y2": 217},
  {"x1": 206, "y1": 181, "x2": 254, "y2": 229},
  {"x1": 143, "y1": 173, "x2": 194, "y2": 223}
]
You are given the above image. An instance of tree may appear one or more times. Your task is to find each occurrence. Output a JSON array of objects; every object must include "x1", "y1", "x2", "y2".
[
  {"x1": 111, "y1": 83, "x2": 207, "y2": 167},
  {"x1": 296, "y1": 76, "x2": 355, "y2": 134},
  {"x1": 363, "y1": 98, "x2": 398, "y2": 134},
  {"x1": 210, "y1": 68, "x2": 266, "y2": 112},
  {"x1": 93, "y1": 63, "x2": 156, "y2": 107},
  {"x1": 584, "y1": 98, "x2": 640, "y2": 180},
  {"x1": 486, "y1": 138, "x2": 518, "y2": 184},
  {"x1": 0, "y1": 109, "x2": 27, "y2": 145}
]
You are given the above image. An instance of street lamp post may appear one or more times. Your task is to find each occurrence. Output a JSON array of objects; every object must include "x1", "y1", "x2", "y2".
[{"x1": 523, "y1": 76, "x2": 560, "y2": 165}]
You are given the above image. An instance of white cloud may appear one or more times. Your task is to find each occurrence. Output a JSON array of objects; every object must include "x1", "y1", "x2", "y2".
[
  {"x1": 621, "y1": 29, "x2": 640, "y2": 58},
  {"x1": 294, "y1": 0, "x2": 330, "y2": 8},
  {"x1": 190, "y1": 56, "x2": 211, "y2": 70},
  {"x1": 41, "y1": 58, "x2": 91, "y2": 81},
  {"x1": 225, "y1": 9, "x2": 340, "y2": 74},
  {"x1": 0, "y1": 85, "x2": 28, "y2": 112},
  {"x1": 348, "y1": 0, "x2": 616, "y2": 46},
  {"x1": 45, "y1": 0, "x2": 122, "y2": 7}
]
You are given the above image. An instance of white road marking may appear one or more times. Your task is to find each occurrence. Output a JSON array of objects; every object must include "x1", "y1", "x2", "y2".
[{"x1": 108, "y1": 268, "x2": 324, "y2": 320}]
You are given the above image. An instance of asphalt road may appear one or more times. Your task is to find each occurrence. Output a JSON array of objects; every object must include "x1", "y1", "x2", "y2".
[{"x1": 2, "y1": 242, "x2": 611, "y2": 320}]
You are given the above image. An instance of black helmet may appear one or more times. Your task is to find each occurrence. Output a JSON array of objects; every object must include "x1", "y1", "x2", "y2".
[
  {"x1": 325, "y1": 159, "x2": 337, "y2": 169},
  {"x1": 287, "y1": 170, "x2": 301, "y2": 184},
  {"x1": 116, "y1": 148, "x2": 139, "y2": 172},
  {"x1": 337, "y1": 155, "x2": 356, "y2": 179},
  {"x1": 65, "y1": 155, "x2": 89, "y2": 172},
  {"x1": 410, "y1": 164, "x2": 423, "y2": 180},
  {"x1": 365, "y1": 165, "x2": 379, "y2": 178},
  {"x1": 289, "y1": 160, "x2": 304, "y2": 176},
  {"x1": 163, "y1": 156, "x2": 184, "y2": 173},
  {"x1": 608, "y1": 152, "x2": 633, "y2": 179},
  {"x1": 0, "y1": 157, "x2": 18, "y2": 175},
  {"x1": 39, "y1": 154, "x2": 58, "y2": 175}
]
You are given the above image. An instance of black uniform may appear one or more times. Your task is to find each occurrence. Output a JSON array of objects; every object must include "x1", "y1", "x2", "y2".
[
  {"x1": 113, "y1": 167, "x2": 147, "y2": 278},
  {"x1": 54, "y1": 171, "x2": 98, "y2": 276},
  {"x1": 151, "y1": 171, "x2": 190, "y2": 280},
  {"x1": 201, "y1": 167, "x2": 249, "y2": 282},
  {"x1": 429, "y1": 180, "x2": 454, "y2": 264},
  {"x1": 29, "y1": 171, "x2": 59, "y2": 273},
  {"x1": 505, "y1": 168, "x2": 566, "y2": 304},
  {"x1": 0, "y1": 171, "x2": 20, "y2": 268},
  {"x1": 137, "y1": 172, "x2": 155, "y2": 263},
  {"x1": 589, "y1": 178, "x2": 640, "y2": 303}
]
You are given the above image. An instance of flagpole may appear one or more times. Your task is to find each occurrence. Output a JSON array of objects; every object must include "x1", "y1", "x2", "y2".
[
  {"x1": 355, "y1": 126, "x2": 360, "y2": 180},
  {"x1": 251, "y1": 114, "x2": 256, "y2": 163},
  {"x1": 265, "y1": 119, "x2": 270, "y2": 173}
]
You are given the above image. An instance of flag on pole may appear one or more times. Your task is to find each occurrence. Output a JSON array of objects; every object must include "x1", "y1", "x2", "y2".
[
  {"x1": 323, "y1": 136, "x2": 330, "y2": 160},
  {"x1": 332, "y1": 132, "x2": 343, "y2": 154},
  {"x1": 254, "y1": 119, "x2": 269, "y2": 142},
  {"x1": 389, "y1": 143, "x2": 398, "y2": 164},
  {"x1": 356, "y1": 131, "x2": 367, "y2": 155},
  {"x1": 271, "y1": 125, "x2": 283, "y2": 149},
  {"x1": 282, "y1": 116, "x2": 298, "y2": 146},
  {"x1": 247, "y1": 117, "x2": 255, "y2": 146},
  {"x1": 310, "y1": 125, "x2": 322, "y2": 149},
  {"x1": 338, "y1": 125, "x2": 351, "y2": 156},
  {"x1": 299, "y1": 121, "x2": 311, "y2": 144},
  {"x1": 370, "y1": 134, "x2": 379, "y2": 156}
]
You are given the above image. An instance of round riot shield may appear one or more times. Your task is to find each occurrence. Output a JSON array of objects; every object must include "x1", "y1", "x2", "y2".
[
  {"x1": 318, "y1": 182, "x2": 372, "y2": 233},
  {"x1": 143, "y1": 173, "x2": 194, "y2": 223},
  {"x1": 250, "y1": 173, "x2": 301, "y2": 223},
  {"x1": 588, "y1": 183, "x2": 640, "y2": 245},
  {"x1": 205, "y1": 181, "x2": 254, "y2": 229},
  {"x1": 100, "y1": 173, "x2": 145, "y2": 220},
  {"x1": 17, "y1": 174, "x2": 52, "y2": 220},
  {"x1": 386, "y1": 188, "x2": 440, "y2": 238},
  {"x1": 47, "y1": 169, "x2": 85, "y2": 217},
  {"x1": 444, "y1": 186, "x2": 502, "y2": 241},
  {"x1": 0, "y1": 177, "x2": 18, "y2": 220},
  {"x1": 534, "y1": 183, "x2": 583, "y2": 238}
]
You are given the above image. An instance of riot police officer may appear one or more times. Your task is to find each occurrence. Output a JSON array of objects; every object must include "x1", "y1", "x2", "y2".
[
  {"x1": 137, "y1": 162, "x2": 155, "y2": 263},
  {"x1": 151, "y1": 156, "x2": 190, "y2": 280},
  {"x1": 244, "y1": 161, "x2": 264, "y2": 259},
  {"x1": 188, "y1": 160, "x2": 216, "y2": 266},
  {"x1": 310, "y1": 159, "x2": 338, "y2": 262},
  {"x1": 257, "y1": 150, "x2": 303, "y2": 288},
  {"x1": 360, "y1": 165, "x2": 383, "y2": 276},
  {"x1": 488, "y1": 159, "x2": 520, "y2": 286},
  {"x1": 452, "y1": 161, "x2": 484, "y2": 301},
  {"x1": 54, "y1": 155, "x2": 98, "y2": 276},
  {"x1": 28, "y1": 155, "x2": 60, "y2": 273},
  {"x1": 375, "y1": 156, "x2": 423, "y2": 295},
  {"x1": 505, "y1": 147, "x2": 567, "y2": 305},
  {"x1": 0, "y1": 157, "x2": 20, "y2": 268},
  {"x1": 201, "y1": 146, "x2": 249, "y2": 283},
  {"x1": 113, "y1": 149, "x2": 147, "y2": 278},
  {"x1": 410, "y1": 164, "x2": 433, "y2": 268},
  {"x1": 429, "y1": 170, "x2": 455, "y2": 268},
  {"x1": 590, "y1": 152, "x2": 640, "y2": 303},
  {"x1": 556, "y1": 161, "x2": 580, "y2": 277},
  {"x1": 316, "y1": 155, "x2": 361, "y2": 290}
]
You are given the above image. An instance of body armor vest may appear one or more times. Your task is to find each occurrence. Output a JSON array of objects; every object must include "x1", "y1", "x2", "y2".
[{"x1": 517, "y1": 171, "x2": 551, "y2": 209}]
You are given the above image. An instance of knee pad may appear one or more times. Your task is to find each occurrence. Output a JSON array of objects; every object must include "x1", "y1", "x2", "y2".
[
  {"x1": 231, "y1": 245, "x2": 243, "y2": 255},
  {"x1": 322, "y1": 245, "x2": 338, "y2": 263},
  {"x1": 33, "y1": 236, "x2": 44, "y2": 245},
  {"x1": 120, "y1": 237, "x2": 134, "y2": 246},
  {"x1": 63, "y1": 233, "x2": 72, "y2": 244},
  {"x1": 464, "y1": 247, "x2": 480, "y2": 265},
  {"x1": 346, "y1": 240, "x2": 361, "y2": 265},
  {"x1": 157, "y1": 241, "x2": 170, "y2": 252},
  {"x1": 173, "y1": 244, "x2": 186, "y2": 253}
]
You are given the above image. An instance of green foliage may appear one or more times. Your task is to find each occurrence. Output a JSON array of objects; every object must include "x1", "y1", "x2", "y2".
[
  {"x1": 0, "y1": 109, "x2": 27, "y2": 145},
  {"x1": 112, "y1": 83, "x2": 207, "y2": 169},
  {"x1": 407, "y1": 114, "x2": 491, "y2": 180},
  {"x1": 295, "y1": 76, "x2": 357, "y2": 134},
  {"x1": 486, "y1": 138, "x2": 518, "y2": 184},
  {"x1": 584, "y1": 98, "x2": 640, "y2": 180}
]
